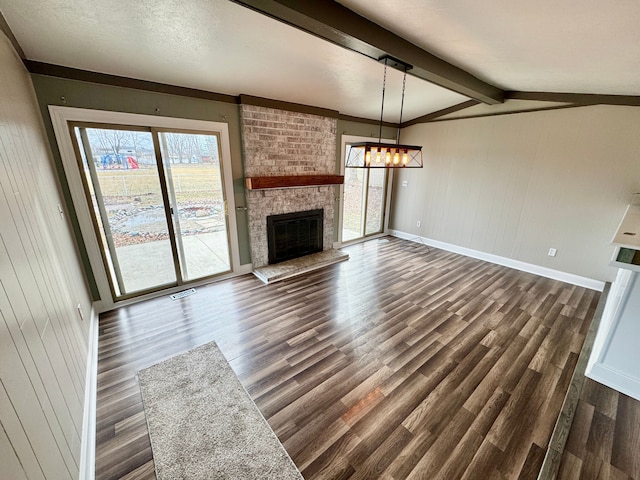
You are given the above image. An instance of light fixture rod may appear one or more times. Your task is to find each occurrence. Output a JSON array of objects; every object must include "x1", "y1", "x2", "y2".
[
  {"x1": 378, "y1": 57, "x2": 388, "y2": 143},
  {"x1": 397, "y1": 64, "x2": 407, "y2": 144}
]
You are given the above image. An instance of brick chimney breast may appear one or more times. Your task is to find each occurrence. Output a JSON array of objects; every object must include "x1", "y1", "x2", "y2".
[{"x1": 241, "y1": 105, "x2": 338, "y2": 268}]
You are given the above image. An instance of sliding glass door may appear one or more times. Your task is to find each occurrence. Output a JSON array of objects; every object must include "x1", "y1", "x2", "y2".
[
  {"x1": 72, "y1": 124, "x2": 231, "y2": 299},
  {"x1": 342, "y1": 144, "x2": 389, "y2": 242}
]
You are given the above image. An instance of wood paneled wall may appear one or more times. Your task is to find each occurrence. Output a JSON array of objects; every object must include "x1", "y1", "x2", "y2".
[{"x1": 0, "y1": 34, "x2": 92, "y2": 479}]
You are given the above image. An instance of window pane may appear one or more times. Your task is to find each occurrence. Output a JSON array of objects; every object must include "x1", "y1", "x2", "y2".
[
  {"x1": 365, "y1": 168, "x2": 386, "y2": 235},
  {"x1": 342, "y1": 167, "x2": 365, "y2": 241},
  {"x1": 159, "y1": 132, "x2": 231, "y2": 281},
  {"x1": 77, "y1": 127, "x2": 176, "y2": 295}
]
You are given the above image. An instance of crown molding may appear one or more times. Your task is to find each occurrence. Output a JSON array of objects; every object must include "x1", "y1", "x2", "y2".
[
  {"x1": 0, "y1": 10, "x2": 25, "y2": 59},
  {"x1": 239, "y1": 94, "x2": 339, "y2": 118},
  {"x1": 26, "y1": 61, "x2": 239, "y2": 104},
  {"x1": 338, "y1": 113, "x2": 397, "y2": 128}
]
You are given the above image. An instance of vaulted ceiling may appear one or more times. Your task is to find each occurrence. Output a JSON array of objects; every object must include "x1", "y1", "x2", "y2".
[{"x1": 1, "y1": 0, "x2": 639, "y2": 122}]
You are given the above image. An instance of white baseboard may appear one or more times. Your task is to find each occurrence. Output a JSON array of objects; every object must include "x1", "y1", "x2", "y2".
[
  {"x1": 79, "y1": 304, "x2": 99, "y2": 480},
  {"x1": 390, "y1": 230, "x2": 605, "y2": 291},
  {"x1": 588, "y1": 363, "x2": 640, "y2": 402}
]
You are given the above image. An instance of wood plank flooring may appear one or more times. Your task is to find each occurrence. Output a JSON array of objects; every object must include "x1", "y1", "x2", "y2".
[
  {"x1": 558, "y1": 378, "x2": 640, "y2": 480},
  {"x1": 95, "y1": 237, "x2": 602, "y2": 479}
]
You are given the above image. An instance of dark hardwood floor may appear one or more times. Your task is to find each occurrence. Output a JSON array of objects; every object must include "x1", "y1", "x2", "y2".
[{"x1": 95, "y1": 236, "x2": 604, "y2": 479}]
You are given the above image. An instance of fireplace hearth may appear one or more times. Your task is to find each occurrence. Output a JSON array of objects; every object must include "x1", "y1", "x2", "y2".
[{"x1": 267, "y1": 209, "x2": 323, "y2": 264}]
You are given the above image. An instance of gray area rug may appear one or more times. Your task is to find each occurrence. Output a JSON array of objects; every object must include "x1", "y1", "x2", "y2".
[{"x1": 138, "y1": 342, "x2": 303, "y2": 479}]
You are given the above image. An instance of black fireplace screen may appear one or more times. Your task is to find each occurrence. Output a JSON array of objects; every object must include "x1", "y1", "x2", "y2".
[{"x1": 267, "y1": 209, "x2": 323, "y2": 264}]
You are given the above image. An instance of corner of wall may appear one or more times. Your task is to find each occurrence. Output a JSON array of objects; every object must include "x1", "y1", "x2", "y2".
[{"x1": 79, "y1": 304, "x2": 100, "y2": 480}]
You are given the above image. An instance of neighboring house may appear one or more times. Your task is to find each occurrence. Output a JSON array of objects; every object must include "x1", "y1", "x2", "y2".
[{"x1": 1, "y1": 3, "x2": 640, "y2": 480}]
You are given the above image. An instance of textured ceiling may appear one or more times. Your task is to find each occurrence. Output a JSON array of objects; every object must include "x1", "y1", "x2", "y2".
[
  {"x1": 1, "y1": 0, "x2": 639, "y2": 121},
  {"x1": 339, "y1": 0, "x2": 640, "y2": 96},
  {"x1": 0, "y1": 0, "x2": 467, "y2": 121}
]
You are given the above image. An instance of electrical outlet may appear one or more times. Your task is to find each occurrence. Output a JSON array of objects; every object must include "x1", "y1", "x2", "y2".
[
  {"x1": 402, "y1": 180, "x2": 408, "y2": 187},
  {"x1": 416, "y1": 220, "x2": 421, "y2": 228},
  {"x1": 548, "y1": 248, "x2": 557, "y2": 257}
]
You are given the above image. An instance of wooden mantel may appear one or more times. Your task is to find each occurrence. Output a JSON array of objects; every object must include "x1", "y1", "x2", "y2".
[{"x1": 245, "y1": 175, "x2": 344, "y2": 190}]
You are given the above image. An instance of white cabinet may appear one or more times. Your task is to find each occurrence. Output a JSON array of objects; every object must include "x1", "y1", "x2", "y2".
[
  {"x1": 611, "y1": 204, "x2": 640, "y2": 248},
  {"x1": 587, "y1": 202, "x2": 640, "y2": 401}
]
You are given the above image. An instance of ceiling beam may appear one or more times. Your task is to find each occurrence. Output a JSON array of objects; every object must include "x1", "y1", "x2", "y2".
[
  {"x1": 423, "y1": 104, "x2": 582, "y2": 123},
  {"x1": 401, "y1": 100, "x2": 480, "y2": 127},
  {"x1": 229, "y1": 0, "x2": 505, "y2": 105},
  {"x1": 507, "y1": 91, "x2": 640, "y2": 107}
]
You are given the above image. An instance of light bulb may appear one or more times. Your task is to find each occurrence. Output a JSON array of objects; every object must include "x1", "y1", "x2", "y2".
[
  {"x1": 375, "y1": 149, "x2": 382, "y2": 163},
  {"x1": 385, "y1": 151, "x2": 391, "y2": 164},
  {"x1": 365, "y1": 151, "x2": 371, "y2": 165},
  {"x1": 393, "y1": 152, "x2": 400, "y2": 165},
  {"x1": 402, "y1": 151, "x2": 408, "y2": 165}
]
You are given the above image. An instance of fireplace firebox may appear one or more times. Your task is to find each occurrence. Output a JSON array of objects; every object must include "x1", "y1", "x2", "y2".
[{"x1": 267, "y1": 209, "x2": 323, "y2": 264}]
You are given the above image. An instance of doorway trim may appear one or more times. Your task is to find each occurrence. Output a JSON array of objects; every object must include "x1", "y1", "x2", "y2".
[
  {"x1": 338, "y1": 135, "x2": 394, "y2": 246},
  {"x1": 50, "y1": 106, "x2": 242, "y2": 311}
]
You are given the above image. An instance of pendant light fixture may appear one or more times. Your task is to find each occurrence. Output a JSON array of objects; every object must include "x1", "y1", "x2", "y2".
[{"x1": 346, "y1": 56, "x2": 423, "y2": 168}]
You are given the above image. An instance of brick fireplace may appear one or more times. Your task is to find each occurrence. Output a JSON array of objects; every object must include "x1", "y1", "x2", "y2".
[{"x1": 241, "y1": 104, "x2": 338, "y2": 268}]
